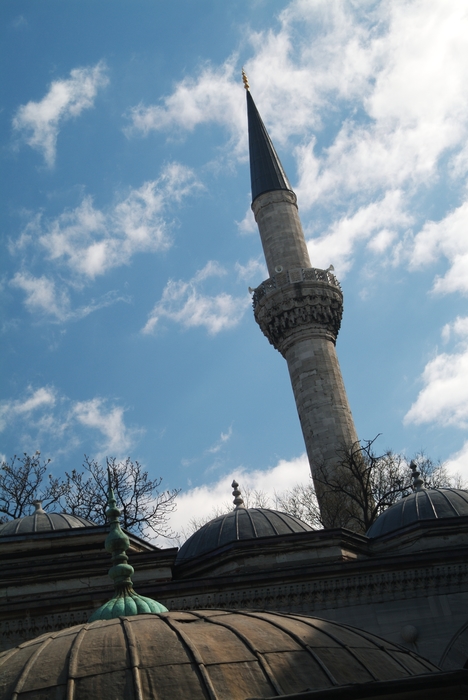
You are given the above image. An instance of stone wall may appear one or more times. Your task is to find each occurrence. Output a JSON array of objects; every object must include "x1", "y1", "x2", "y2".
[{"x1": 252, "y1": 190, "x2": 311, "y2": 277}]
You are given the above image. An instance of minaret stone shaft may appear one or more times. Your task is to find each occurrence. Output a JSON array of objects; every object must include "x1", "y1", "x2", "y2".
[{"x1": 245, "y1": 82, "x2": 361, "y2": 531}]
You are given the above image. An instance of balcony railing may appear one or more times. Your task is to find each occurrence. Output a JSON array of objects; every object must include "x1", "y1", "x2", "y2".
[{"x1": 252, "y1": 267, "x2": 341, "y2": 308}]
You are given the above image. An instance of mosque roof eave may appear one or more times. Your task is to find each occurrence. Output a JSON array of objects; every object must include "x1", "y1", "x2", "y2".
[
  {"x1": 0, "y1": 522, "x2": 161, "y2": 555},
  {"x1": 174, "y1": 526, "x2": 371, "y2": 580}
]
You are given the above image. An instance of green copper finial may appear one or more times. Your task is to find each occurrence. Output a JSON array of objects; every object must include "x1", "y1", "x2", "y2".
[
  {"x1": 88, "y1": 466, "x2": 167, "y2": 622},
  {"x1": 104, "y1": 466, "x2": 133, "y2": 589}
]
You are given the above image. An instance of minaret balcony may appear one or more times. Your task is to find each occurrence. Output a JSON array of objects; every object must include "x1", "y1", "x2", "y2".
[{"x1": 252, "y1": 267, "x2": 343, "y2": 353}]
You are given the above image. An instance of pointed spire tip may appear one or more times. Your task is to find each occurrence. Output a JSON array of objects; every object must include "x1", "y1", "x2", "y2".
[{"x1": 242, "y1": 67, "x2": 250, "y2": 91}]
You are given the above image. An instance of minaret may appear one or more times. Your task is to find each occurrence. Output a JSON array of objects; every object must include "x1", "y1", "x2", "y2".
[{"x1": 243, "y1": 72, "x2": 362, "y2": 531}]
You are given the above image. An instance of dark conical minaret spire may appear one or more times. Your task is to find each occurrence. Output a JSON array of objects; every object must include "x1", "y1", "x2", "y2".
[
  {"x1": 245, "y1": 85, "x2": 292, "y2": 202},
  {"x1": 243, "y1": 71, "x2": 363, "y2": 532},
  {"x1": 243, "y1": 70, "x2": 311, "y2": 278}
]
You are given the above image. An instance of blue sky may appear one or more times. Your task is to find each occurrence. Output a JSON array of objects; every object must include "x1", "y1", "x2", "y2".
[{"x1": 2, "y1": 0, "x2": 468, "y2": 539}]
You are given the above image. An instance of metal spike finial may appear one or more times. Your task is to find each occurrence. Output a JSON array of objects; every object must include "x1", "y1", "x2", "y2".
[
  {"x1": 242, "y1": 67, "x2": 250, "y2": 91},
  {"x1": 410, "y1": 461, "x2": 424, "y2": 491},
  {"x1": 232, "y1": 479, "x2": 245, "y2": 509}
]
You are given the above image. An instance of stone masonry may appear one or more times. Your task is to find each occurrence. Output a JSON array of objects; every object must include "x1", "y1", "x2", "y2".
[
  {"x1": 252, "y1": 190, "x2": 311, "y2": 276},
  {"x1": 251, "y1": 191, "x2": 361, "y2": 530}
]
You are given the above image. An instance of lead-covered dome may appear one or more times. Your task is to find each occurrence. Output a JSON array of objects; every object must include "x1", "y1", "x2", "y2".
[
  {"x1": 0, "y1": 610, "x2": 441, "y2": 699},
  {"x1": 367, "y1": 488, "x2": 468, "y2": 538},
  {"x1": 0, "y1": 501, "x2": 96, "y2": 537},
  {"x1": 177, "y1": 507, "x2": 312, "y2": 563},
  {"x1": 177, "y1": 480, "x2": 312, "y2": 564}
]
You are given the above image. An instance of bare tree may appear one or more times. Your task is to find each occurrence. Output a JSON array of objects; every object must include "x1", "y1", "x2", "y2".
[
  {"x1": 62, "y1": 456, "x2": 180, "y2": 539},
  {"x1": 0, "y1": 452, "x2": 67, "y2": 523},
  {"x1": 241, "y1": 485, "x2": 272, "y2": 509},
  {"x1": 275, "y1": 480, "x2": 323, "y2": 530},
  {"x1": 278, "y1": 438, "x2": 465, "y2": 532},
  {"x1": 0, "y1": 453, "x2": 180, "y2": 540}
]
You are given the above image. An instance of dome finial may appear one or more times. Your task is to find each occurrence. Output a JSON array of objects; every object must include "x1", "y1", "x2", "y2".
[
  {"x1": 232, "y1": 479, "x2": 245, "y2": 509},
  {"x1": 88, "y1": 465, "x2": 167, "y2": 621},
  {"x1": 410, "y1": 461, "x2": 424, "y2": 491},
  {"x1": 242, "y1": 67, "x2": 250, "y2": 91},
  {"x1": 103, "y1": 466, "x2": 133, "y2": 589},
  {"x1": 32, "y1": 499, "x2": 45, "y2": 513}
]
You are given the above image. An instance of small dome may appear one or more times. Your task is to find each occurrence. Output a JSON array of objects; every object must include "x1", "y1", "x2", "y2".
[
  {"x1": 367, "y1": 488, "x2": 468, "y2": 538},
  {"x1": 0, "y1": 610, "x2": 440, "y2": 699},
  {"x1": 0, "y1": 501, "x2": 96, "y2": 537},
  {"x1": 177, "y1": 507, "x2": 312, "y2": 563}
]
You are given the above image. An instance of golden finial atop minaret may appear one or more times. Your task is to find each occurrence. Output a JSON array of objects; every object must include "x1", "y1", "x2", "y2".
[{"x1": 242, "y1": 67, "x2": 250, "y2": 91}]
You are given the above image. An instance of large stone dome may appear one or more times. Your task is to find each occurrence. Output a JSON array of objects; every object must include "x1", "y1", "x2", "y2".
[
  {"x1": 0, "y1": 609, "x2": 442, "y2": 699},
  {"x1": 0, "y1": 501, "x2": 96, "y2": 537},
  {"x1": 176, "y1": 507, "x2": 312, "y2": 563},
  {"x1": 367, "y1": 488, "x2": 468, "y2": 538}
]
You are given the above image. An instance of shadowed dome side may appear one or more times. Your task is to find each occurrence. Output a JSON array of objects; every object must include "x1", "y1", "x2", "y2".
[
  {"x1": 0, "y1": 610, "x2": 444, "y2": 699},
  {"x1": 367, "y1": 488, "x2": 468, "y2": 538},
  {"x1": 176, "y1": 507, "x2": 312, "y2": 563},
  {"x1": 0, "y1": 501, "x2": 96, "y2": 537}
]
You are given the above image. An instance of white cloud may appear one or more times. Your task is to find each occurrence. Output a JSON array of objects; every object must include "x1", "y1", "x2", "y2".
[
  {"x1": 128, "y1": 1, "x2": 468, "y2": 183},
  {"x1": 236, "y1": 206, "x2": 256, "y2": 235},
  {"x1": 235, "y1": 257, "x2": 267, "y2": 283},
  {"x1": 127, "y1": 1, "x2": 468, "y2": 293},
  {"x1": 306, "y1": 190, "x2": 411, "y2": 276},
  {"x1": 142, "y1": 261, "x2": 250, "y2": 336},
  {"x1": 442, "y1": 317, "x2": 468, "y2": 343},
  {"x1": 17, "y1": 164, "x2": 200, "y2": 280},
  {"x1": 10, "y1": 272, "x2": 128, "y2": 322},
  {"x1": 207, "y1": 426, "x2": 233, "y2": 455},
  {"x1": 13, "y1": 387, "x2": 56, "y2": 414},
  {"x1": 0, "y1": 386, "x2": 140, "y2": 458},
  {"x1": 10, "y1": 163, "x2": 201, "y2": 321},
  {"x1": 181, "y1": 426, "x2": 234, "y2": 468},
  {"x1": 10, "y1": 272, "x2": 71, "y2": 320},
  {"x1": 408, "y1": 201, "x2": 468, "y2": 296},
  {"x1": 72, "y1": 398, "x2": 138, "y2": 456},
  {"x1": 127, "y1": 59, "x2": 247, "y2": 155},
  {"x1": 287, "y1": 0, "x2": 468, "y2": 205},
  {"x1": 13, "y1": 61, "x2": 108, "y2": 166},
  {"x1": 0, "y1": 386, "x2": 56, "y2": 430},
  {"x1": 445, "y1": 440, "x2": 468, "y2": 482},
  {"x1": 169, "y1": 453, "x2": 310, "y2": 536},
  {"x1": 11, "y1": 15, "x2": 27, "y2": 29},
  {"x1": 405, "y1": 317, "x2": 468, "y2": 429}
]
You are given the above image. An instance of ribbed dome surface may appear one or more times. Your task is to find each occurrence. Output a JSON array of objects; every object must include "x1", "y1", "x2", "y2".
[
  {"x1": 367, "y1": 488, "x2": 468, "y2": 538},
  {"x1": 0, "y1": 511, "x2": 96, "y2": 537},
  {"x1": 0, "y1": 610, "x2": 440, "y2": 699},
  {"x1": 88, "y1": 590, "x2": 168, "y2": 621},
  {"x1": 176, "y1": 508, "x2": 312, "y2": 563}
]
